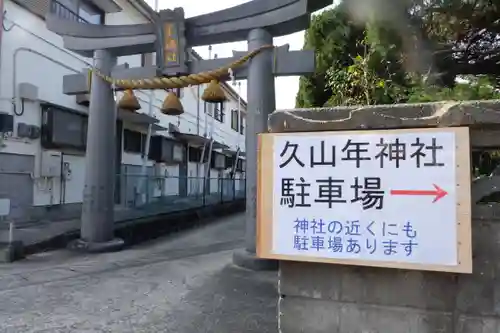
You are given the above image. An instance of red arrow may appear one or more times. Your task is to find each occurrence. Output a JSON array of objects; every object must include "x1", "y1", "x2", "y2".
[{"x1": 390, "y1": 184, "x2": 448, "y2": 203}]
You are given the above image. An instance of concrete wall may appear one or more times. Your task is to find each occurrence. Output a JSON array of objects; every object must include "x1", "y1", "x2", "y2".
[
  {"x1": 0, "y1": 0, "x2": 246, "y2": 223},
  {"x1": 272, "y1": 100, "x2": 500, "y2": 333}
]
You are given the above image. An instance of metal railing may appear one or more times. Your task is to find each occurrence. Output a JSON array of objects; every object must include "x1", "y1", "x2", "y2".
[
  {"x1": 0, "y1": 172, "x2": 246, "y2": 225},
  {"x1": 115, "y1": 175, "x2": 246, "y2": 213},
  {"x1": 50, "y1": 0, "x2": 88, "y2": 23}
]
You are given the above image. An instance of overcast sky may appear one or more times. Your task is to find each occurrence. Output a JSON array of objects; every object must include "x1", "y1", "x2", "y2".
[{"x1": 145, "y1": 0, "x2": 334, "y2": 110}]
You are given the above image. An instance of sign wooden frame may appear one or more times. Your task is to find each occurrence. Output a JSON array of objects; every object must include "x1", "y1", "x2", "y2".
[{"x1": 257, "y1": 127, "x2": 472, "y2": 273}]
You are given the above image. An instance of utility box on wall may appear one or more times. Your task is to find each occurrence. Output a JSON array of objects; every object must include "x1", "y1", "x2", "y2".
[
  {"x1": 153, "y1": 163, "x2": 163, "y2": 176},
  {"x1": 40, "y1": 151, "x2": 62, "y2": 178},
  {"x1": 17, "y1": 123, "x2": 41, "y2": 139},
  {"x1": 18, "y1": 82, "x2": 38, "y2": 101}
]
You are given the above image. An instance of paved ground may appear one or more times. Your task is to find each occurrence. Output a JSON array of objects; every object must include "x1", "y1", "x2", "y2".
[{"x1": 0, "y1": 213, "x2": 278, "y2": 333}]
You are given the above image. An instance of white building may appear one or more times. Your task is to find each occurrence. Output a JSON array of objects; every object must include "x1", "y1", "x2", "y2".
[{"x1": 0, "y1": 0, "x2": 247, "y2": 223}]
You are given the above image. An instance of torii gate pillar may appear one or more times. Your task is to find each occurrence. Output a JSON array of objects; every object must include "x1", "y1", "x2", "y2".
[
  {"x1": 72, "y1": 50, "x2": 124, "y2": 253},
  {"x1": 82, "y1": 50, "x2": 121, "y2": 248},
  {"x1": 233, "y1": 29, "x2": 278, "y2": 270}
]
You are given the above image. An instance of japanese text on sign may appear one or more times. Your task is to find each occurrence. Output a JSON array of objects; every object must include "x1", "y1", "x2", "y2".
[
  {"x1": 163, "y1": 23, "x2": 179, "y2": 65},
  {"x1": 272, "y1": 131, "x2": 458, "y2": 266}
]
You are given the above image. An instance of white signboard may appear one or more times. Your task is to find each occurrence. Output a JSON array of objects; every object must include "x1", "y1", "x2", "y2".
[{"x1": 257, "y1": 127, "x2": 472, "y2": 273}]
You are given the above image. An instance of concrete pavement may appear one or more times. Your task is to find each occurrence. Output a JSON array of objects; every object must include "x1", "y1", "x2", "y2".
[{"x1": 0, "y1": 213, "x2": 278, "y2": 332}]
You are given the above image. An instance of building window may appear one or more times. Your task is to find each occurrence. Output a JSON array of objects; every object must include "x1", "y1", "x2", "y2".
[
  {"x1": 50, "y1": 0, "x2": 104, "y2": 24},
  {"x1": 231, "y1": 109, "x2": 239, "y2": 131},
  {"x1": 41, "y1": 105, "x2": 88, "y2": 151},
  {"x1": 214, "y1": 102, "x2": 225, "y2": 123},
  {"x1": 123, "y1": 129, "x2": 146, "y2": 154},
  {"x1": 188, "y1": 146, "x2": 207, "y2": 163},
  {"x1": 78, "y1": 1, "x2": 103, "y2": 24},
  {"x1": 214, "y1": 108, "x2": 220, "y2": 122}
]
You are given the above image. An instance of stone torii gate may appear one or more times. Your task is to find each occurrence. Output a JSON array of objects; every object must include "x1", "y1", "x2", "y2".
[{"x1": 46, "y1": 0, "x2": 330, "y2": 265}]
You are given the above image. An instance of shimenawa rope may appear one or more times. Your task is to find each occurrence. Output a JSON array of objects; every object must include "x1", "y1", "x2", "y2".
[{"x1": 88, "y1": 45, "x2": 275, "y2": 90}]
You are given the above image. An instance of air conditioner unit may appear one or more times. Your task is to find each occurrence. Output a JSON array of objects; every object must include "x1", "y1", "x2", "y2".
[{"x1": 213, "y1": 153, "x2": 226, "y2": 169}]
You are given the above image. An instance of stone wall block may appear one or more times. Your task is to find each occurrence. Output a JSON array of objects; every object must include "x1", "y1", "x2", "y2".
[
  {"x1": 280, "y1": 261, "x2": 457, "y2": 311},
  {"x1": 269, "y1": 101, "x2": 500, "y2": 133},
  {"x1": 280, "y1": 261, "x2": 342, "y2": 300},
  {"x1": 280, "y1": 296, "x2": 454, "y2": 333},
  {"x1": 454, "y1": 220, "x2": 500, "y2": 316}
]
